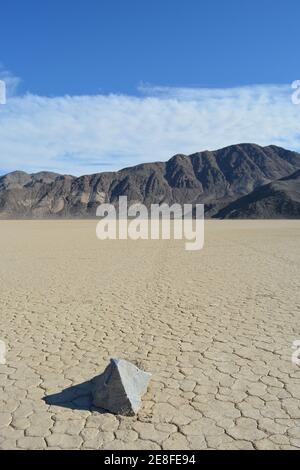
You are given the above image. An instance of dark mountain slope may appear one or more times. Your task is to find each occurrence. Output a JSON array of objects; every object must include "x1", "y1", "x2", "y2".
[
  {"x1": 0, "y1": 143, "x2": 300, "y2": 218},
  {"x1": 215, "y1": 169, "x2": 300, "y2": 219}
]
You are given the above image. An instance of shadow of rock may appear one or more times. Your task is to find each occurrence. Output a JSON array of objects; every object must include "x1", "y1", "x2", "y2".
[
  {"x1": 44, "y1": 359, "x2": 151, "y2": 415},
  {"x1": 43, "y1": 376, "x2": 107, "y2": 413}
]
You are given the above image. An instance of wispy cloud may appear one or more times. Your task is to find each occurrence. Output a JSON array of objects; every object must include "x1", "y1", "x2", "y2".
[{"x1": 0, "y1": 79, "x2": 299, "y2": 175}]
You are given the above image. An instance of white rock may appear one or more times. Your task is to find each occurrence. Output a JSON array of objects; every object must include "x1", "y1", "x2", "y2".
[{"x1": 92, "y1": 359, "x2": 151, "y2": 416}]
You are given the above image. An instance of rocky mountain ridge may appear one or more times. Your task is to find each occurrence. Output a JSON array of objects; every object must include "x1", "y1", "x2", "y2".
[{"x1": 1, "y1": 143, "x2": 300, "y2": 218}]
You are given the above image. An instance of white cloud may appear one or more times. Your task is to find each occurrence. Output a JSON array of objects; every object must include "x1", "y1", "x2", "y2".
[{"x1": 0, "y1": 81, "x2": 300, "y2": 175}]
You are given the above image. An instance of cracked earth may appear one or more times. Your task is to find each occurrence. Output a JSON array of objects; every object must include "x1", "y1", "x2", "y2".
[{"x1": 0, "y1": 220, "x2": 299, "y2": 450}]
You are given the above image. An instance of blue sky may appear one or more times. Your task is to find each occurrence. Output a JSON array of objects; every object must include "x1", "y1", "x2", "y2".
[
  {"x1": 1, "y1": 0, "x2": 300, "y2": 95},
  {"x1": 0, "y1": 0, "x2": 300, "y2": 175}
]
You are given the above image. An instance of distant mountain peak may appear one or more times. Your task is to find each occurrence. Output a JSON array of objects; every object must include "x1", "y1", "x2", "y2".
[{"x1": 1, "y1": 143, "x2": 300, "y2": 218}]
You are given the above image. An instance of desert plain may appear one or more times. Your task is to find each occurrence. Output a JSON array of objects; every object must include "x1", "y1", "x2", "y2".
[{"x1": 0, "y1": 220, "x2": 300, "y2": 450}]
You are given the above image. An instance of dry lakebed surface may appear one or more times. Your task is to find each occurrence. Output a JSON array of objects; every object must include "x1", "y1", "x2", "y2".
[{"x1": 0, "y1": 220, "x2": 299, "y2": 450}]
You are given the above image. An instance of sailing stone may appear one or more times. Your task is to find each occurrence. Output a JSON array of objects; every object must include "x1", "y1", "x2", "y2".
[{"x1": 92, "y1": 358, "x2": 152, "y2": 415}]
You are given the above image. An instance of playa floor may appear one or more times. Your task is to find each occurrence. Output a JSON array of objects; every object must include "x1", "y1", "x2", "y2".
[{"x1": 0, "y1": 220, "x2": 300, "y2": 450}]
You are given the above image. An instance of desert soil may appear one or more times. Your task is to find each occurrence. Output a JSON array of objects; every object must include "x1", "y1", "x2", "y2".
[{"x1": 0, "y1": 220, "x2": 300, "y2": 450}]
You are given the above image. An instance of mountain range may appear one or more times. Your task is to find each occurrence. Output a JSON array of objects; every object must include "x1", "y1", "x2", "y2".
[{"x1": 1, "y1": 143, "x2": 300, "y2": 219}]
